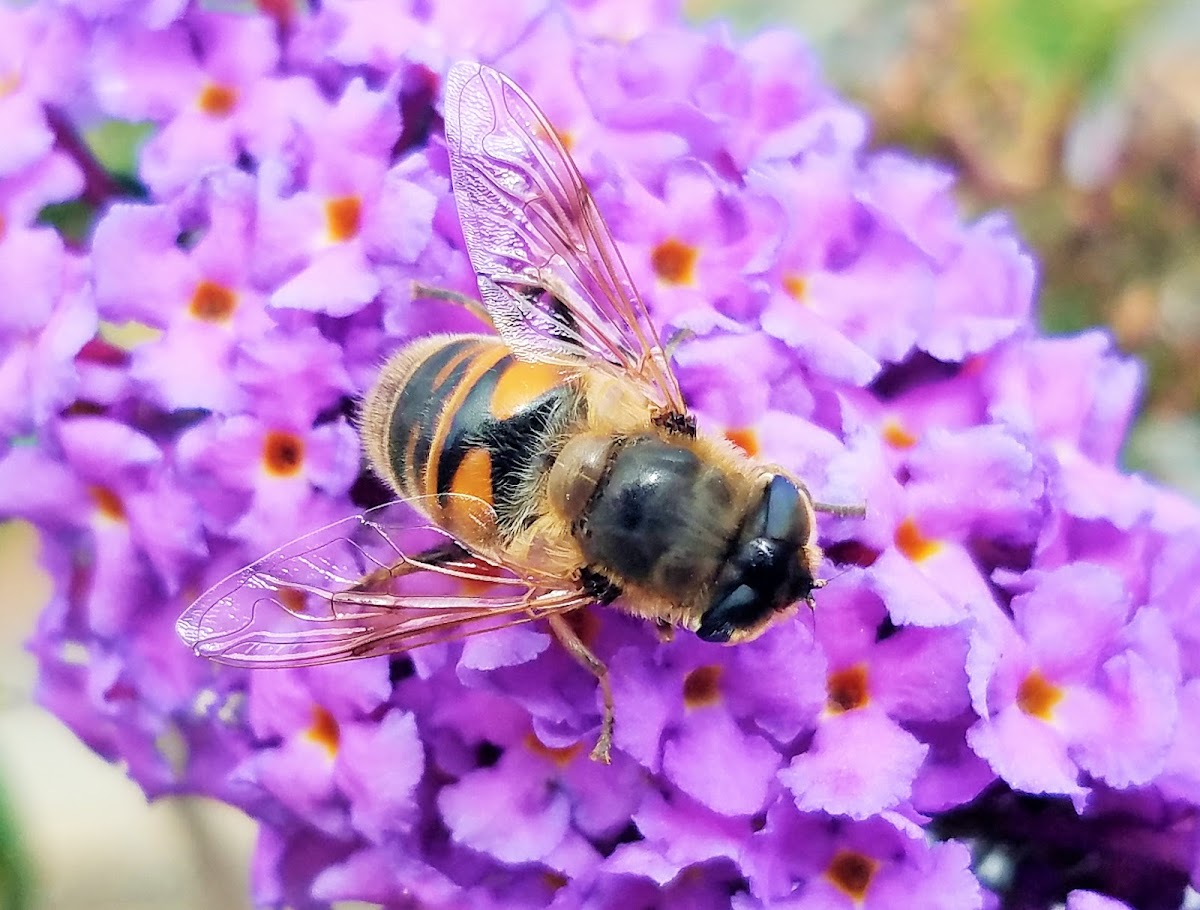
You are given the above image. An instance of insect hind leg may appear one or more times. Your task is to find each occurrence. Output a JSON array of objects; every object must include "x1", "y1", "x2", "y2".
[
  {"x1": 349, "y1": 539, "x2": 472, "y2": 593},
  {"x1": 548, "y1": 612, "x2": 615, "y2": 764},
  {"x1": 411, "y1": 282, "x2": 494, "y2": 328},
  {"x1": 411, "y1": 279, "x2": 580, "y2": 347}
]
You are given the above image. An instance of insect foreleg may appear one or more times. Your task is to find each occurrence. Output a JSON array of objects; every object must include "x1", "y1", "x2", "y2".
[
  {"x1": 812, "y1": 502, "x2": 867, "y2": 518},
  {"x1": 761, "y1": 466, "x2": 867, "y2": 519},
  {"x1": 548, "y1": 611, "x2": 615, "y2": 764}
]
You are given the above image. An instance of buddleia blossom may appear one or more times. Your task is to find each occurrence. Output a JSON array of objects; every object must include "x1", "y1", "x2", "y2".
[{"x1": 2, "y1": 1, "x2": 1198, "y2": 908}]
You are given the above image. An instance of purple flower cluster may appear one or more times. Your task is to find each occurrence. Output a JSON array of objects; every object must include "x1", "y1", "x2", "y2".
[{"x1": 3, "y1": 0, "x2": 1199, "y2": 907}]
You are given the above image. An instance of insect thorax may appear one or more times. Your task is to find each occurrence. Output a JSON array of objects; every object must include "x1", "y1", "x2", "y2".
[{"x1": 569, "y1": 434, "x2": 760, "y2": 612}]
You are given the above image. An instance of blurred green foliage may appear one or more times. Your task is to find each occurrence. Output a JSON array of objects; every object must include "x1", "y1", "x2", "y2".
[
  {"x1": 0, "y1": 784, "x2": 30, "y2": 910},
  {"x1": 87, "y1": 119, "x2": 153, "y2": 179},
  {"x1": 966, "y1": 0, "x2": 1151, "y2": 88},
  {"x1": 36, "y1": 120, "x2": 149, "y2": 245}
]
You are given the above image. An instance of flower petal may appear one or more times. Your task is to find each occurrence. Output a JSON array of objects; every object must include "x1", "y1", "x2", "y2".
[
  {"x1": 663, "y1": 706, "x2": 779, "y2": 817},
  {"x1": 780, "y1": 709, "x2": 928, "y2": 818}
]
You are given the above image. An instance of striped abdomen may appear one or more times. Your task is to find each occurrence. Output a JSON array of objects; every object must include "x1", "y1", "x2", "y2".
[{"x1": 361, "y1": 335, "x2": 582, "y2": 547}]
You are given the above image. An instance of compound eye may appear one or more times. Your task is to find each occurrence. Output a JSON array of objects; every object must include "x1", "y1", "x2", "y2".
[
  {"x1": 763, "y1": 475, "x2": 802, "y2": 541},
  {"x1": 696, "y1": 584, "x2": 760, "y2": 643},
  {"x1": 549, "y1": 435, "x2": 613, "y2": 523},
  {"x1": 742, "y1": 538, "x2": 787, "y2": 588}
]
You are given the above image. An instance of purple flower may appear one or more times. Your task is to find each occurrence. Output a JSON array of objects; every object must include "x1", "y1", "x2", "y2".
[
  {"x1": 967, "y1": 562, "x2": 1178, "y2": 797},
  {"x1": 5, "y1": 1, "x2": 1200, "y2": 908},
  {"x1": 778, "y1": 577, "x2": 974, "y2": 819},
  {"x1": 89, "y1": 12, "x2": 290, "y2": 198},
  {"x1": 91, "y1": 174, "x2": 280, "y2": 413},
  {"x1": 738, "y1": 805, "x2": 983, "y2": 908},
  {"x1": 0, "y1": 228, "x2": 94, "y2": 436},
  {"x1": 608, "y1": 161, "x2": 772, "y2": 330}
]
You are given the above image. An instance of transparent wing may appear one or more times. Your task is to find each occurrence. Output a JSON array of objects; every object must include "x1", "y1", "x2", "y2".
[
  {"x1": 443, "y1": 60, "x2": 687, "y2": 417},
  {"x1": 176, "y1": 497, "x2": 590, "y2": 668}
]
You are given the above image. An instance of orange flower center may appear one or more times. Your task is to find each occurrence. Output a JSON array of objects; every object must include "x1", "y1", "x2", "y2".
[
  {"x1": 826, "y1": 850, "x2": 878, "y2": 901},
  {"x1": 262, "y1": 431, "x2": 305, "y2": 477},
  {"x1": 89, "y1": 486, "x2": 126, "y2": 522},
  {"x1": 189, "y1": 280, "x2": 237, "y2": 322},
  {"x1": 683, "y1": 665, "x2": 723, "y2": 709},
  {"x1": 882, "y1": 419, "x2": 918, "y2": 449},
  {"x1": 523, "y1": 731, "x2": 581, "y2": 767},
  {"x1": 783, "y1": 274, "x2": 807, "y2": 301},
  {"x1": 276, "y1": 587, "x2": 308, "y2": 615},
  {"x1": 826, "y1": 664, "x2": 869, "y2": 713},
  {"x1": 305, "y1": 706, "x2": 340, "y2": 757},
  {"x1": 894, "y1": 517, "x2": 941, "y2": 562},
  {"x1": 1017, "y1": 668, "x2": 1064, "y2": 720},
  {"x1": 650, "y1": 238, "x2": 697, "y2": 285},
  {"x1": 325, "y1": 195, "x2": 362, "y2": 242},
  {"x1": 724, "y1": 427, "x2": 759, "y2": 457},
  {"x1": 198, "y1": 83, "x2": 238, "y2": 116},
  {"x1": 825, "y1": 540, "x2": 882, "y2": 568}
]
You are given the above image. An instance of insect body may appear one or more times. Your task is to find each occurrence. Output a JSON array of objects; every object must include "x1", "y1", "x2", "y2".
[
  {"x1": 178, "y1": 61, "x2": 859, "y2": 762},
  {"x1": 358, "y1": 333, "x2": 582, "y2": 557},
  {"x1": 359, "y1": 333, "x2": 820, "y2": 642}
]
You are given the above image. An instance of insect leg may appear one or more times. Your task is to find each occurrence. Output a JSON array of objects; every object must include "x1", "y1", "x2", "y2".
[
  {"x1": 578, "y1": 566, "x2": 621, "y2": 605},
  {"x1": 812, "y1": 502, "x2": 867, "y2": 518},
  {"x1": 663, "y1": 325, "x2": 695, "y2": 358},
  {"x1": 349, "y1": 540, "x2": 472, "y2": 592},
  {"x1": 652, "y1": 409, "x2": 697, "y2": 437},
  {"x1": 761, "y1": 466, "x2": 867, "y2": 519},
  {"x1": 547, "y1": 611, "x2": 615, "y2": 764},
  {"x1": 411, "y1": 281, "x2": 494, "y2": 327}
]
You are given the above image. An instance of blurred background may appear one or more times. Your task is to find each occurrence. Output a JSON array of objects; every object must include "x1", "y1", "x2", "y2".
[{"x1": 2, "y1": 0, "x2": 1198, "y2": 906}]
